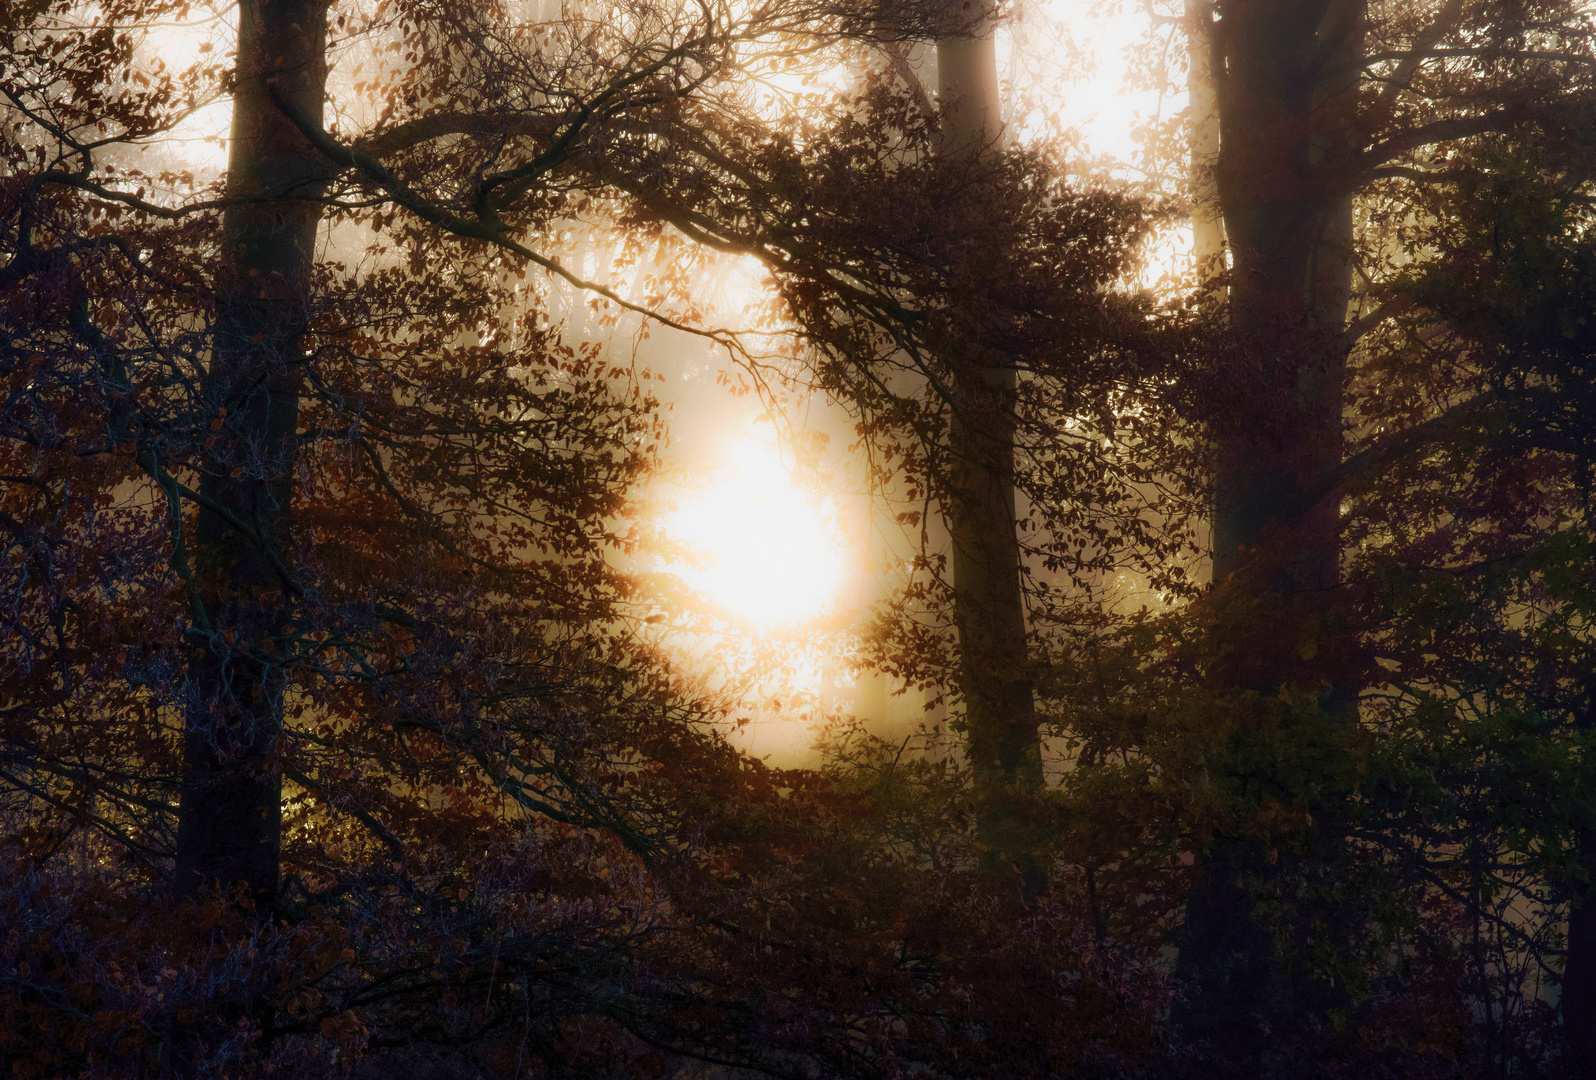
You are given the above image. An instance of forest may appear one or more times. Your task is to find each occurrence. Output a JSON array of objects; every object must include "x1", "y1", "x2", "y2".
[{"x1": 6, "y1": 0, "x2": 1596, "y2": 1076}]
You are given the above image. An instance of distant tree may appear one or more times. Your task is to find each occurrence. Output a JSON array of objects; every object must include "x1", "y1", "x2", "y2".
[{"x1": 768, "y1": 4, "x2": 1197, "y2": 895}]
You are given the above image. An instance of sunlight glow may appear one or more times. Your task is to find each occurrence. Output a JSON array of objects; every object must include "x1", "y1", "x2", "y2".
[
  {"x1": 661, "y1": 436, "x2": 850, "y2": 626},
  {"x1": 134, "y1": 6, "x2": 235, "y2": 178}
]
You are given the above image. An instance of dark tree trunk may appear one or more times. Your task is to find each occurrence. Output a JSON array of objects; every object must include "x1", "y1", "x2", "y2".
[
  {"x1": 1176, "y1": 0, "x2": 1363, "y2": 1050},
  {"x1": 173, "y1": 0, "x2": 331, "y2": 908},
  {"x1": 1211, "y1": 0, "x2": 1358, "y2": 597},
  {"x1": 1565, "y1": 698, "x2": 1596, "y2": 1060},
  {"x1": 947, "y1": 363, "x2": 1045, "y2": 889},
  {"x1": 1567, "y1": 885, "x2": 1596, "y2": 1063}
]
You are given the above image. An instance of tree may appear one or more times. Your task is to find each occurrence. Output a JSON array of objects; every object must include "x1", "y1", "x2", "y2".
[
  {"x1": 2, "y1": 0, "x2": 688, "y2": 906},
  {"x1": 1159, "y1": 0, "x2": 1596, "y2": 1061},
  {"x1": 1171, "y1": 0, "x2": 1364, "y2": 1047},
  {"x1": 173, "y1": 0, "x2": 331, "y2": 908},
  {"x1": 789, "y1": 4, "x2": 1194, "y2": 894},
  {"x1": 934, "y1": 0, "x2": 1049, "y2": 889},
  {"x1": 1346, "y1": 118, "x2": 1596, "y2": 1064},
  {"x1": 2, "y1": 0, "x2": 1183, "y2": 1073},
  {"x1": 924, "y1": 0, "x2": 1181, "y2": 895}
]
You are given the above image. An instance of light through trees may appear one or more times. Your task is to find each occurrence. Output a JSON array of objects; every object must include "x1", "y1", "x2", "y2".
[{"x1": 658, "y1": 431, "x2": 850, "y2": 626}]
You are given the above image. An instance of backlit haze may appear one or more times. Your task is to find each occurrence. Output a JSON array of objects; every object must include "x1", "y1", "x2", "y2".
[
  {"x1": 659, "y1": 430, "x2": 850, "y2": 627},
  {"x1": 635, "y1": 1, "x2": 1180, "y2": 764},
  {"x1": 134, "y1": 0, "x2": 1173, "y2": 765}
]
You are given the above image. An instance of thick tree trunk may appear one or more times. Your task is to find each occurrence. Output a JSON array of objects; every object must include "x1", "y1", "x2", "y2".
[
  {"x1": 937, "y1": 8, "x2": 1046, "y2": 892},
  {"x1": 173, "y1": 0, "x2": 330, "y2": 908},
  {"x1": 1211, "y1": 0, "x2": 1358, "y2": 596},
  {"x1": 1176, "y1": 0, "x2": 1363, "y2": 1049},
  {"x1": 1566, "y1": 872, "x2": 1596, "y2": 1063}
]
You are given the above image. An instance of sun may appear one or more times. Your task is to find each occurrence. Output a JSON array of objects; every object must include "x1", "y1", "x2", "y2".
[{"x1": 660, "y1": 435, "x2": 851, "y2": 626}]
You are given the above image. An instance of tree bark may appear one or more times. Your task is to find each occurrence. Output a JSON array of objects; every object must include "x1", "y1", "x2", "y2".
[
  {"x1": 936, "y1": 6, "x2": 1046, "y2": 892},
  {"x1": 1566, "y1": 868, "x2": 1596, "y2": 1063},
  {"x1": 1210, "y1": 0, "x2": 1359, "y2": 596},
  {"x1": 1565, "y1": 699, "x2": 1596, "y2": 1060},
  {"x1": 172, "y1": 0, "x2": 331, "y2": 908},
  {"x1": 1176, "y1": 0, "x2": 1363, "y2": 1049},
  {"x1": 1188, "y1": 0, "x2": 1225, "y2": 293}
]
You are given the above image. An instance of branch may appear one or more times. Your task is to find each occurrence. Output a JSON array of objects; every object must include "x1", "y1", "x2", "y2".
[
  {"x1": 1342, "y1": 294, "x2": 1413, "y2": 346},
  {"x1": 1358, "y1": 111, "x2": 1523, "y2": 177},
  {"x1": 1368, "y1": 164, "x2": 1478, "y2": 187},
  {"x1": 1298, "y1": 391, "x2": 1500, "y2": 513},
  {"x1": 134, "y1": 447, "x2": 303, "y2": 604},
  {"x1": 1368, "y1": 48, "x2": 1596, "y2": 70},
  {"x1": 282, "y1": 763, "x2": 409, "y2": 866},
  {"x1": 358, "y1": 111, "x2": 564, "y2": 158},
  {"x1": 0, "y1": 767, "x2": 176, "y2": 862},
  {"x1": 135, "y1": 447, "x2": 212, "y2": 633},
  {"x1": 266, "y1": 85, "x2": 746, "y2": 352},
  {"x1": 30, "y1": 171, "x2": 239, "y2": 221},
  {"x1": 1370, "y1": 0, "x2": 1469, "y2": 116},
  {"x1": 582, "y1": 157, "x2": 928, "y2": 330},
  {"x1": 879, "y1": 40, "x2": 940, "y2": 146}
]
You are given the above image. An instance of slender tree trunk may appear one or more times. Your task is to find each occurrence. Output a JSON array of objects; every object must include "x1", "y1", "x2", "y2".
[
  {"x1": 1176, "y1": 0, "x2": 1363, "y2": 1048},
  {"x1": 947, "y1": 382, "x2": 1046, "y2": 889},
  {"x1": 1567, "y1": 889, "x2": 1596, "y2": 1062},
  {"x1": 1188, "y1": 0, "x2": 1225, "y2": 293},
  {"x1": 173, "y1": 0, "x2": 331, "y2": 908},
  {"x1": 936, "y1": 7, "x2": 1046, "y2": 892}
]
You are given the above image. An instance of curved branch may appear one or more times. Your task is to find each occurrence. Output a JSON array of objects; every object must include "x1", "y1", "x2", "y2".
[
  {"x1": 358, "y1": 111, "x2": 564, "y2": 158},
  {"x1": 1358, "y1": 111, "x2": 1523, "y2": 179},
  {"x1": 1370, "y1": 0, "x2": 1469, "y2": 116},
  {"x1": 267, "y1": 83, "x2": 749, "y2": 351}
]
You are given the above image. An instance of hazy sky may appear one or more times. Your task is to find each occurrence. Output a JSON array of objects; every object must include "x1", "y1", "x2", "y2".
[{"x1": 129, "y1": 0, "x2": 1169, "y2": 761}]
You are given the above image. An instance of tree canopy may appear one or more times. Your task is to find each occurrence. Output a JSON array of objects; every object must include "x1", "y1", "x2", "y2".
[{"x1": 7, "y1": 0, "x2": 1596, "y2": 1077}]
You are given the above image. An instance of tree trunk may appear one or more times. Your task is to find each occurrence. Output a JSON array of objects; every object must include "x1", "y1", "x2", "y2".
[
  {"x1": 173, "y1": 0, "x2": 331, "y2": 908},
  {"x1": 937, "y1": 7, "x2": 1046, "y2": 893},
  {"x1": 1568, "y1": 889, "x2": 1596, "y2": 1063},
  {"x1": 946, "y1": 368, "x2": 1046, "y2": 889},
  {"x1": 1188, "y1": 0, "x2": 1225, "y2": 293},
  {"x1": 1176, "y1": 0, "x2": 1363, "y2": 1049},
  {"x1": 1210, "y1": 0, "x2": 1358, "y2": 602},
  {"x1": 1565, "y1": 700, "x2": 1596, "y2": 1060}
]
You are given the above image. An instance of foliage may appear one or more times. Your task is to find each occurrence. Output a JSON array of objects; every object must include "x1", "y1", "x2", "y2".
[
  {"x1": 0, "y1": 0, "x2": 1177, "y2": 1075},
  {"x1": 10, "y1": 0, "x2": 1596, "y2": 1077}
]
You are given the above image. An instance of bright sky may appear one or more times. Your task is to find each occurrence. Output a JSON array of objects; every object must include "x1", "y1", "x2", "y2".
[
  {"x1": 132, "y1": 0, "x2": 1163, "y2": 759},
  {"x1": 126, "y1": 5, "x2": 234, "y2": 179},
  {"x1": 657, "y1": 431, "x2": 851, "y2": 627},
  {"x1": 655, "y1": 3, "x2": 1172, "y2": 632}
]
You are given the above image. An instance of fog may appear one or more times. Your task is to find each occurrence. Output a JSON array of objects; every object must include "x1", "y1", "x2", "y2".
[{"x1": 126, "y1": 0, "x2": 1186, "y2": 766}]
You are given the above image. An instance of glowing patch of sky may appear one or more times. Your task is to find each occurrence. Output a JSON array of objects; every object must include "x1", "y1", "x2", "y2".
[
  {"x1": 1006, "y1": 2, "x2": 1195, "y2": 288},
  {"x1": 132, "y1": 5, "x2": 235, "y2": 178},
  {"x1": 129, "y1": 0, "x2": 1170, "y2": 759},
  {"x1": 1007, "y1": 2, "x2": 1176, "y2": 176},
  {"x1": 659, "y1": 429, "x2": 850, "y2": 627}
]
